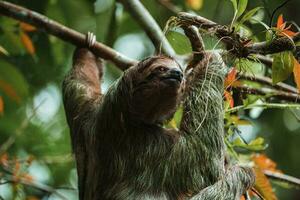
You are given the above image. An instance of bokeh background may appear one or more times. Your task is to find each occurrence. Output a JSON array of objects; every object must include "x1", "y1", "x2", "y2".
[{"x1": 0, "y1": 0, "x2": 299, "y2": 199}]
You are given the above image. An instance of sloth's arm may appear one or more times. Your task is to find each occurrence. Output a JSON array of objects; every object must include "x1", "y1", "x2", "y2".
[
  {"x1": 63, "y1": 48, "x2": 103, "y2": 120},
  {"x1": 180, "y1": 53, "x2": 225, "y2": 136},
  {"x1": 62, "y1": 48, "x2": 103, "y2": 199},
  {"x1": 179, "y1": 53, "x2": 255, "y2": 199}
]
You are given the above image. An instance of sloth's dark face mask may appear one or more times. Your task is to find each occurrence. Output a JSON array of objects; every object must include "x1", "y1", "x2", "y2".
[{"x1": 127, "y1": 56, "x2": 185, "y2": 123}]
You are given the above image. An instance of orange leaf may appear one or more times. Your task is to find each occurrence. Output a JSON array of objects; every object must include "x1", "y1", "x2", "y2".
[
  {"x1": 0, "y1": 80, "x2": 21, "y2": 103},
  {"x1": 14, "y1": 159, "x2": 21, "y2": 172},
  {"x1": 224, "y1": 68, "x2": 238, "y2": 88},
  {"x1": 276, "y1": 14, "x2": 298, "y2": 37},
  {"x1": 293, "y1": 58, "x2": 300, "y2": 92},
  {"x1": 0, "y1": 153, "x2": 8, "y2": 166},
  {"x1": 276, "y1": 14, "x2": 284, "y2": 29},
  {"x1": 282, "y1": 29, "x2": 297, "y2": 37},
  {"x1": 20, "y1": 22, "x2": 36, "y2": 32},
  {"x1": 0, "y1": 96, "x2": 3, "y2": 115},
  {"x1": 22, "y1": 173, "x2": 34, "y2": 183},
  {"x1": 20, "y1": 31, "x2": 35, "y2": 55},
  {"x1": 12, "y1": 159, "x2": 21, "y2": 182},
  {"x1": 252, "y1": 154, "x2": 281, "y2": 173},
  {"x1": 253, "y1": 167, "x2": 277, "y2": 200},
  {"x1": 224, "y1": 90, "x2": 234, "y2": 108}
]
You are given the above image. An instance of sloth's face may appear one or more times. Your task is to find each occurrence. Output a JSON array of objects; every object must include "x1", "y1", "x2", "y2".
[
  {"x1": 128, "y1": 56, "x2": 185, "y2": 123},
  {"x1": 138, "y1": 58, "x2": 184, "y2": 87}
]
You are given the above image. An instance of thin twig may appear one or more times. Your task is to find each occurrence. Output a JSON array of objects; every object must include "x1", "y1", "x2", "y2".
[
  {"x1": 244, "y1": 192, "x2": 251, "y2": 200},
  {"x1": 0, "y1": 1, "x2": 137, "y2": 70},
  {"x1": 235, "y1": 85, "x2": 300, "y2": 102},
  {"x1": 238, "y1": 73, "x2": 299, "y2": 94},
  {"x1": 1, "y1": 166, "x2": 69, "y2": 200},
  {"x1": 156, "y1": 0, "x2": 181, "y2": 14},
  {"x1": 5, "y1": 154, "x2": 74, "y2": 165},
  {"x1": 226, "y1": 102, "x2": 300, "y2": 113},
  {"x1": 118, "y1": 0, "x2": 175, "y2": 56},
  {"x1": 269, "y1": 0, "x2": 292, "y2": 27},
  {"x1": 251, "y1": 187, "x2": 265, "y2": 200},
  {"x1": 5, "y1": 175, "x2": 69, "y2": 200},
  {"x1": 0, "y1": 181, "x2": 10, "y2": 185},
  {"x1": 0, "y1": 100, "x2": 45, "y2": 155},
  {"x1": 264, "y1": 170, "x2": 300, "y2": 188}
]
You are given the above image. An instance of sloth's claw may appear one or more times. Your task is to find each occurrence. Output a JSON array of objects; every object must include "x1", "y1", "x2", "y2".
[{"x1": 86, "y1": 31, "x2": 96, "y2": 48}]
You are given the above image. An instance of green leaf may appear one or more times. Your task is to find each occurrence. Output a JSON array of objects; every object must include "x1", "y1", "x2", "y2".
[
  {"x1": 230, "y1": 0, "x2": 238, "y2": 12},
  {"x1": 272, "y1": 51, "x2": 294, "y2": 84},
  {"x1": 173, "y1": 106, "x2": 183, "y2": 126},
  {"x1": 242, "y1": 95, "x2": 261, "y2": 107},
  {"x1": 235, "y1": 58, "x2": 265, "y2": 75},
  {"x1": 94, "y1": 0, "x2": 114, "y2": 14},
  {"x1": 248, "y1": 137, "x2": 264, "y2": 146},
  {"x1": 229, "y1": 0, "x2": 238, "y2": 26},
  {"x1": 163, "y1": 106, "x2": 183, "y2": 129},
  {"x1": 232, "y1": 137, "x2": 244, "y2": 146},
  {"x1": 265, "y1": 30, "x2": 276, "y2": 42},
  {"x1": 0, "y1": 60, "x2": 29, "y2": 102},
  {"x1": 247, "y1": 137, "x2": 268, "y2": 151},
  {"x1": 232, "y1": 137, "x2": 267, "y2": 151},
  {"x1": 250, "y1": 18, "x2": 270, "y2": 30},
  {"x1": 166, "y1": 31, "x2": 192, "y2": 55},
  {"x1": 239, "y1": 7, "x2": 262, "y2": 24},
  {"x1": 237, "y1": 0, "x2": 248, "y2": 19},
  {"x1": 235, "y1": 24, "x2": 253, "y2": 38}
]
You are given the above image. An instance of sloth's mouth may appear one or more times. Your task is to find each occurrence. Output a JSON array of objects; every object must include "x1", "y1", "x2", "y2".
[{"x1": 161, "y1": 75, "x2": 183, "y2": 83}]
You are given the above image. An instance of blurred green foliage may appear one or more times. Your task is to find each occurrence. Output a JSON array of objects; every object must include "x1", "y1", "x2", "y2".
[{"x1": 0, "y1": 0, "x2": 299, "y2": 199}]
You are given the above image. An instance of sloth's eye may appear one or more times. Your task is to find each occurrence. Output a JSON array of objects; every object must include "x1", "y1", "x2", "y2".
[{"x1": 157, "y1": 66, "x2": 168, "y2": 72}]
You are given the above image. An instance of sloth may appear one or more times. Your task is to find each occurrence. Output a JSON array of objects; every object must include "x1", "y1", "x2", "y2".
[{"x1": 62, "y1": 34, "x2": 255, "y2": 200}]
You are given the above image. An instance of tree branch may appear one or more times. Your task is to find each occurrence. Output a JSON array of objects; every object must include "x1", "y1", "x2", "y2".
[
  {"x1": 0, "y1": 1, "x2": 137, "y2": 70},
  {"x1": 264, "y1": 170, "x2": 300, "y2": 188},
  {"x1": 247, "y1": 34, "x2": 298, "y2": 55},
  {"x1": 118, "y1": 0, "x2": 176, "y2": 56},
  {"x1": 177, "y1": 12, "x2": 299, "y2": 60}
]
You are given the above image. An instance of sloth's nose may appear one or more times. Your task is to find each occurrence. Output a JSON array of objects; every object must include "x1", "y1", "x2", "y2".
[{"x1": 169, "y1": 68, "x2": 183, "y2": 82}]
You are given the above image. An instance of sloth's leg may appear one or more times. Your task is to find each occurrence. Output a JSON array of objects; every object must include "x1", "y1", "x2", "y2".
[{"x1": 190, "y1": 166, "x2": 255, "y2": 200}]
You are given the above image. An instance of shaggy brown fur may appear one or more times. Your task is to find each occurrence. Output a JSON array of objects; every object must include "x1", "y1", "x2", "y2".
[{"x1": 62, "y1": 48, "x2": 255, "y2": 200}]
